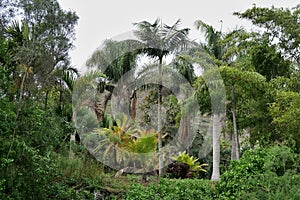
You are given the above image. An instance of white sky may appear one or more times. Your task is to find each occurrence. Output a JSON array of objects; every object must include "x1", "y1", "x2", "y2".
[{"x1": 57, "y1": 0, "x2": 299, "y2": 72}]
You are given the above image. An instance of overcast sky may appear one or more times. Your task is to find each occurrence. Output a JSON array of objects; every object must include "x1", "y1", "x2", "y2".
[{"x1": 57, "y1": 0, "x2": 299, "y2": 72}]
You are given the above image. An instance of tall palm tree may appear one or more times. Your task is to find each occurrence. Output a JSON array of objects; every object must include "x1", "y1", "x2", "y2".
[
  {"x1": 134, "y1": 18, "x2": 190, "y2": 176},
  {"x1": 192, "y1": 47, "x2": 227, "y2": 181},
  {"x1": 196, "y1": 20, "x2": 242, "y2": 162},
  {"x1": 195, "y1": 20, "x2": 233, "y2": 180}
]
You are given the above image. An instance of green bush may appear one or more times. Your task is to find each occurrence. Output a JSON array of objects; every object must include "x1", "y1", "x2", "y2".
[
  {"x1": 125, "y1": 178, "x2": 213, "y2": 200},
  {"x1": 215, "y1": 145, "x2": 299, "y2": 199},
  {"x1": 239, "y1": 171, "x2": 300, "y2": 200},
  {"x1": 0, "y1": 99, "x2": 103, "y2": 199},
  {"x1": 45, "y1": 155, "x2": 103, "y2": 199},
  {"x1": 262, "y1": 145, "x2": 298, "y2": 176}
]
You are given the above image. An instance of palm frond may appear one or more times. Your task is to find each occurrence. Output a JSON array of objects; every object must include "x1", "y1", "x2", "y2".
[{"x1": 134, "y1": 18, "x2": 190, "y2": 58}]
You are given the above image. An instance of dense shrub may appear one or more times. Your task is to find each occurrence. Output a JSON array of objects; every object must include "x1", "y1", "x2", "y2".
[
  {"x1": 262, "y1": 145, "x2": 298, "y2": 176},
  {"x1": 125, "y1": 178, "x2": 213, "y2": 200},
  {"x1": 239, "y1": 171, "x2": 300, "y2": 200},
  {"x1": 215, "y1": 145, "x2": 299, "y2": 199},
  {"x1": 45, "y1": 155, "x2": 103, "y2": 199},
  {"x1": 0, "y1": 99, "x2": 103, "y2": 199}
]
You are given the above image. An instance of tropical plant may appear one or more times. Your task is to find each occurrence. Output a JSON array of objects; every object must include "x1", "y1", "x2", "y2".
[
  {"x1": 172, "y1": 151, "x2": 208, "y2": 176},
  {"x1": 125, "y1": 129, "x2": 158, "y2": 181},
  {"x1": 91, "y1": 115, "x2": 136, "y2": 166},
  {"x1": 127, "y1": 129, "x2": 158, "y2": 154}
]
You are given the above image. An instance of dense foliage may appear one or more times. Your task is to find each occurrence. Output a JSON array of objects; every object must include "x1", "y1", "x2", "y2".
[
  {"x1": 0, "y1": 0, "x2": 299, "y2": 199},
  {"x1": 216, "y1": 145, "x2": 300, "y2": 199}
]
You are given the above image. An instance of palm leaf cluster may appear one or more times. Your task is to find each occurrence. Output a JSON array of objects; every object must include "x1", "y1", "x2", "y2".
[
  {"x1": 86, "y1": 39, "x2": 142, "y2": 83},
  {"x1": 172, "y1": 151, "x2": 208, "y2": 173},
  {"x1": 91, "y1": 115, "x2": 158, "y2": 168},
  {"x1": 134, "y1": 18, "x2": 190, "y2": 61}
]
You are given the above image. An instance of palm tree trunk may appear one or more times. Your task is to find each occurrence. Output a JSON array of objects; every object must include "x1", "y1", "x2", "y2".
[
  {"x1": 130, "y1": 90, "x2": 137, "y2": 119},
  {"x1": 179, "y1": 116, "x2": 190, "y2": 143},
  {"x1": 231, "y1": 84, "x2": 240, "y2": 160},
  {"x1": 158, "y1": 57, "x2": 163, "y2": 176},
  {"x1": 211, "y1": 113, "x2": 223, "y2": 181}
]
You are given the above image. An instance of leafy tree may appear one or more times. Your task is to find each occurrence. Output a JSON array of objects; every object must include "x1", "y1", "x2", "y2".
[
  {"x1": 221, "y1": 5, "x2": 298, "y2": 81},
  {"x1": 18, "y1": 0, "x2": 79, "y2": 73},
  {"x1": 1, "y1": 0, "x2": 78, "y2": 118},
  {"x1": 248, "y1": 40, "x2": 291, "y2": 81},
  {"x1": 269, "y1": 91, "x2": 300, "y2": 152},
  {"x1": 219, "y1": 66, "x2": 268, "y2": 159},
  {"x1": 234, "y1": 4, "x2": 300, "y2": 65}
]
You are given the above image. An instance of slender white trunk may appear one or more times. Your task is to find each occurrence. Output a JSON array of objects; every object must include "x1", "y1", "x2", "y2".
[
  {"x1": 158, "y1": 58, "x2": 163, "y2": 176},
  {"x1": 211, "y1": 113, "x2": 222, "y2": 181},
  {"x1": 231, "y1": 84, "x2": 240, "y2": 160}
]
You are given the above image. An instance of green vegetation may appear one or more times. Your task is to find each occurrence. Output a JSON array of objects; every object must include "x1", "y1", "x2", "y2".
[
  {"x1": 0, "y1": 0, "x2": 299, "y2": 199},
  {"x1": 216, "y1": 145, "x2": 300, "y2": 199},
  {"x1": 125, "y1": 178, "x2": 213, "y2": 200}
]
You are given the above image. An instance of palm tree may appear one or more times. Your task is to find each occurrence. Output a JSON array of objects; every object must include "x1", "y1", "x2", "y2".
[
  {"x1": 87, "y1": 39, "x2": 141, "y2": 83},
  {"x1": 134, "y1": 18, "x2": 190, "y2": 176},
  {"x1": 193, "y1": 49, "x2": 227, "y2": 181},
  {"x1": 51, "y1": 66, "x2": 79, "y2": 114},
  {"x1": 86, "y1": 39, "x2": 142, "y2": 120},
  {"x1": 71, "y1": 70, "x2": 107, "y2": 158},
  {"x1": 195, "y1": 20, "x2": 224, "y2": 60},
  {"x1": 173, "y1": 60, "x2": 195, "y2": 84},
  {"x1": 5, "y1": 21, "x2": 31, "y2": 117},
  {"x1": 196, "y1": 20, "x2": 242, "y2": 162},
  {"x1": 195, "y1": 20, "x2": 232, "y2": 180}
]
